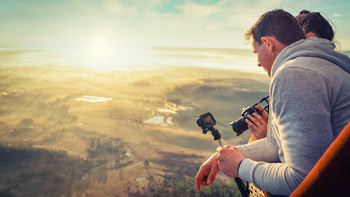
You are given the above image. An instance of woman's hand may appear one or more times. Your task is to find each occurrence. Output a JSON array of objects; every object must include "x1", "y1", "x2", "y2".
[{"x1": 246, "y1": 105, "x2": 268, "y2": 139}]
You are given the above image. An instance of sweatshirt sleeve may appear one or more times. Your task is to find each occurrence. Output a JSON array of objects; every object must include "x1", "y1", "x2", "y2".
[
  {"x1": 236, "y1": 138, "x2": 280, "y2": 162},
  {"x1": 239, "y1": 67, "x2": 335, "y2": 196}
]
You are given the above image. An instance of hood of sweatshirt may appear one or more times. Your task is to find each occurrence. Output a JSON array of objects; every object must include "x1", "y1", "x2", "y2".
[{"x1": 271, "y1": 37, "x2": 350, "y2": 77}]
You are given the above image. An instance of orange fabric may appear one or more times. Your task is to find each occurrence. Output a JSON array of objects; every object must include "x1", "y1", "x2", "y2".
[
  {"x1": 290, "y1": 121, "x2": 350, "y2": 196},
  {"x1": 248, "y1": 134, "x2": 259, "y2": 143}
]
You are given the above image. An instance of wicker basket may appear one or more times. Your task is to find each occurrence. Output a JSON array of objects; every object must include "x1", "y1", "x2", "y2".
[{"x1": 249, "y1": 183, "x2": 266, "y2": 197}]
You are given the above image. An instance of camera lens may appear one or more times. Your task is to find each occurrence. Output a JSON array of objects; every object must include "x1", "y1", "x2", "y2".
[{"x1": 230, "y1": 117, "x2": 249, "y2": 136}]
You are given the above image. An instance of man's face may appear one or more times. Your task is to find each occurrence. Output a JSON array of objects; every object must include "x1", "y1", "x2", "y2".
[{"x1": 250, "y1": 36, "x2": 275, "y2": 77}]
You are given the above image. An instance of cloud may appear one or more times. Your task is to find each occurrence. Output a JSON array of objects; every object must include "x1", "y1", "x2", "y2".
[
  {"x1": 0, "y1": 0, "x2": 287, "y2": 51},
  {"x1": 1, "y1": 0, "x2": 349, "y2": 68},
  {"x1": 0, "y1": 46, "x2": 59, "y2": 66},
  {"x1": 179, "y1": 1, "x2": 221, "y2": 18},
  {"x1": 148, "y1": 47, "x2": 253, "y2": 64},
  {"x1": 148, "y1": 46, "x2": 251, "y2": 56},
  {"x1": 147, "y1": 46, "x2": 258, "y2": 71}
]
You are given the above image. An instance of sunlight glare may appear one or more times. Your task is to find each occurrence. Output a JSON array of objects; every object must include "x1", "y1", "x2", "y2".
[
  {"x1": 79, "y1": 32, "x2": 143, "y2": 71},
  {"x1": 86, "y1": 35, "x2": 115, "y2": 65}
]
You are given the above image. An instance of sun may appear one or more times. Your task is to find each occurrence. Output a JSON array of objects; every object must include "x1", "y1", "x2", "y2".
[
  {"x1": 76, "y1": 31, "x2": 141, "y2": 70},
  {"x1": 85, "y1": 35, "x2": 115, "y2": 64}
]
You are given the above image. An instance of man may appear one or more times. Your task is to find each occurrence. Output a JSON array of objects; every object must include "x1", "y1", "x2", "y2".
[
  {"x1": 195, "y1": 9, "x2": 350, "y2": 196},
  {"x1": 247, "y1": 10, "x2": 336, "y2": 141}
]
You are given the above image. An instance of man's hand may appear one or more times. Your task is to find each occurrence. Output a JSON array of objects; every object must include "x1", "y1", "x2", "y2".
[
  {"x1": 246, "y1": 105, "x2": 268, "y2": 139},
  {"x1": 195, "y1": 153, "x2": 220, "y2": 192},
  {"x1": 217, "y1": 145, "x2": 244, "y2": 177}
]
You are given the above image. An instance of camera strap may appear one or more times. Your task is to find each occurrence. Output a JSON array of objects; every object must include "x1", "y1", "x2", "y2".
[
  {"x1": 234, "y1": 177, "x2": 249, "y2": 197},
  {"x1": 254, "y1": 96, "x2": 269, "y2": 114}
]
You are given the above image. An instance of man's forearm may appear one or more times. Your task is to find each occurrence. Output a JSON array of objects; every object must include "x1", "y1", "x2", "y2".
[
  {"x1": 236, "y1": 138, "x2": 279, "y2": 163},
  {"x1": 238, "y1": 159, "x2": 304, "y2": 196}
]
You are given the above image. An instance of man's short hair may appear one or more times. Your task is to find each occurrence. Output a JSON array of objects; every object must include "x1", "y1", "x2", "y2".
[
  {"x1": 295, "y1": 10, "x2": 334, "y2": 41},
  {"x1": 246, "y1": 9, "x2": 306, "y2": 45}
]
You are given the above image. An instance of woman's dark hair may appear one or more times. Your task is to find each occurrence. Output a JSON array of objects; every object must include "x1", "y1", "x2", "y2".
[
  {"x1": 246, "y1": 9, "x2": 306, "y2": 45},
  {"x1": 295, "y1": 10, "x2": 334, "y2": 41}
]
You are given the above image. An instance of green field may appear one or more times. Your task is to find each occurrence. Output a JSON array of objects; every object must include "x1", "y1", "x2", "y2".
[{"x1": 0, "y1": 65, "x2": 269, "y2": 197}]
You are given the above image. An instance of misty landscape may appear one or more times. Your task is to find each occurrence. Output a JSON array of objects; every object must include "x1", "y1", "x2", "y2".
[
  {"x1": 0, "y1": 64, "x2": 269, "y2": 197},
  {"x1": 1, "y1": 0, "x2": 350, "y2": 196}
]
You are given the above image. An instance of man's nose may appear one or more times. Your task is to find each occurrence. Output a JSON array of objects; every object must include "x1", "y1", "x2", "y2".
[{"x1": 257, "y1": 63, "x2": 262, "y2": 67}]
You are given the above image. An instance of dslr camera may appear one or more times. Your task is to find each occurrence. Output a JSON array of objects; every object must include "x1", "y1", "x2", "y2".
[{"x1": 230, "y1": 96, "x2": 269, "y2": 136}]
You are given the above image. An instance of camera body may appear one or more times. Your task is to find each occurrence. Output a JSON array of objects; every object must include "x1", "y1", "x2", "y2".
[
  {"x1": 230, "y1": 96, "x2": 269, "y2": 136},
  {"x1": 230, "y1": 106, "x2": 261, "y2": 136},
  {"x1": 196, "y1": 112, "x2": 221, "y2": 140},
  {"x1": 196, "y1": 112, "x2": 216, "y2": 134}
]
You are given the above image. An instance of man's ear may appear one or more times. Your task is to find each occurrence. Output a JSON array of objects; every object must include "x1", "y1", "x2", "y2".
[
  {"x1": 261, "y1": 36, "x2": 286, "y2": 57},
  {"x1": 261, "y1": 36, "x2": 275, "y2": 53}
]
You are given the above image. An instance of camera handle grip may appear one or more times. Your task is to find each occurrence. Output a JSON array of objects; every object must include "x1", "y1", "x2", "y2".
[
  {"x1": 208, "y1": 127, "x2": 223, "y2": 147},
  {"x1": 217, "y1": 139, "x2": 223, "y2": 147}
]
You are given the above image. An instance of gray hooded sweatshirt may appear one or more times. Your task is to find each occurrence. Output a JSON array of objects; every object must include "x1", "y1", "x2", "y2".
[{"x1": 237, "y1": 37, "x2": 350, "y2": 196}]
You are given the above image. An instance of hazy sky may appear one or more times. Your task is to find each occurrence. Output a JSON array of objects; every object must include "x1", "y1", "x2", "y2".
[{"x1": 0, "y1": 0, "x2": 349, "y2": 71}]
